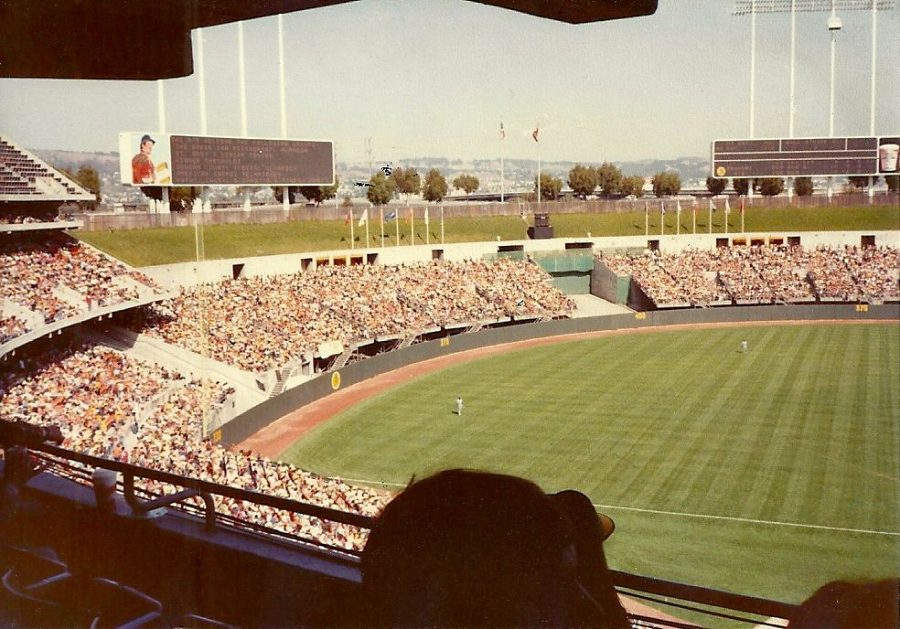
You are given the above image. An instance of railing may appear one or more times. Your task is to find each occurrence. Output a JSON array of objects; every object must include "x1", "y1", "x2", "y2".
[{"x1": 1, "y1": 438, "x2": 802, "y2": 627}]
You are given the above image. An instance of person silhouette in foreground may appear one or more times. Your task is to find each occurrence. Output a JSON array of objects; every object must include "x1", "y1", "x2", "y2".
[
  {"x1": 788, "y1": 578, "x2": 899, "y2": 629},
  {"x1": 361, "y1": 469, "x2": 630, "y2": 628}
]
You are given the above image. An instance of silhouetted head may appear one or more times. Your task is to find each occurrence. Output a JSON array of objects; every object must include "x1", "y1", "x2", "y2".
[
  {"x1": 789, "y1": 579, "x2": 899, "y2": 629},
  {"x1": 361, "y1": 469, "x2": 624, "y2": 628}
]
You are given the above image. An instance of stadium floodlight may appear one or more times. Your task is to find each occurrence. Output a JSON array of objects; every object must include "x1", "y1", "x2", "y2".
[
  {"x1": 732, "y1": 0, "x2": 894, "y2": 174},
  {"x1": 733, "y1": 0, "x2": 893, "y2": 15}
]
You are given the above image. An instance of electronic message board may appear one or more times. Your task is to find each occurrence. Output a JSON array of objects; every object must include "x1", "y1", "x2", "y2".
[
  {"x1": 119, "y1": 132, "x2": 334, "y2": 186},
  {"x1": 711, "y1": 136, "x2": 899, "y2": 178}
]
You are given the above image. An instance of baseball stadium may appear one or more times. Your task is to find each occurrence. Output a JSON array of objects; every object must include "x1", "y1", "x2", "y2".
[{"x1": 2, "y1": 1, "x2": 899, "y2": 628}]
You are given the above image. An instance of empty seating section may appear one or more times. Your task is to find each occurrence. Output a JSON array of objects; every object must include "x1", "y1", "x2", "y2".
[
  {"x1": 602, "y1": 245, "x2": 899, "y2": 307},
  {"x1": 0, "y1": 138, "x2": 82, "y2": 196},
  {"x1": 1, "y1": 545, "x2": 164, "y2": 628},
  {"x1": 0, "y1": 233, "x2": 162, "y2": 340}
]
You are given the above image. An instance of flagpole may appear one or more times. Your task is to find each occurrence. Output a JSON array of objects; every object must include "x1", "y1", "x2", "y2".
[
  {"x1": 350, "y1": 209, "x2": 355, "y2": 249},
  {"x1": 500, "y1": 122, "x2": 505, "y2": 204},
  {"x1": 380, "y1": 207, "x2": 385, "y2": 248},
  {"x1": 660, "y1": 201, "x2": 664, "y2": 236},
  {"x1": 425, "y1": 207, "x2": 430, "y2": 245},
  {"x1": 725, "y1": 199, "x2": 730, "y2": 235},
  {"x1": 741, "y1": 198, "x2": 745, "y2": 233},
  {"x1": 410, "y1": 208, "x2": 414, "y2": 246},
  {"x1": 709, "y1": 200, "x2": 713, "y2": 235},
  {"x1": 644, "y1": 201, "x2": 648, "y2": 236},
  {"x1": 365, "y1": 206, "x2": 370, "y2": 246},
  {"x1": 395, "y1": 209, "x2": 400, "y2": 246},
  {"x1": 692, "y1": 204, "x2": 697, "y2": 234},
  {"x1": 676, "y1": 201, "x2": 681, "y2": 236},
  {"x1": 441, "y1": 205, "x2": 445, "y2": 244}
]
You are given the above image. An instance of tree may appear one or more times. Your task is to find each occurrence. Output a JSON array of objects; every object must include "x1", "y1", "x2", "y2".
[
  {"x1": 794, "y1": 177, "x2": 814, "y2": 197},
  {"x1": 452, "y1": 174, "x2": 479, "y2": 196},
  {"x1": 169, "y1": 186, "x2": 199, "y2": 211},
  {"x1": 62, "y1": 165, "x2": 101, "y2": 207},
  {"x1": 595, "y1": 162, "x2": 622, "y2": 197},
  {"x1": 651, "y1": 171, "x2": 681, "y2": 197},
  {"x1": 272, "y1": 186, "x2": 300, "y2": 204},
  {"x1": 706, "y1": 177, "x2": 727, "y2": 196},
  {"x1": 390, "y1": 167, "x2": 421, "y2": 201},
  {"x1": 757, "y1": 177, "x2": 785, "y2": 197},
  {"x1": 535, "y1": 173, "x2": 563, "y2": 201},
  {"x1": 298, "y1": 177, "x2": 339, "y2": 206},
  {"x1": 567, "y1": 164, "x2": 597, "y2": 199},
  {"x1": 733, "y1": 178, "x2": 750, "y2": 196},
  {"x1": 885, "y1": 175, "x2": 899, "y2": 193},
  {"x1": 848, "y1": 175, "x2": 879, "y2": 190},
  {"x1": 619, "y1": 175, "x2": 645, "y2": 198},
  {"x1": 422, "y1": 168, "x2": 449, "y2": 203},
  {"x1": 366, "y1": 171, "x2": 396, "y2": 206}
]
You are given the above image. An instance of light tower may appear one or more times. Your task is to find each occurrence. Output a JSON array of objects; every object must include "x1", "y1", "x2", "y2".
[{"x1": 732, "y1": 0, "x2": 895, "y2": 198}]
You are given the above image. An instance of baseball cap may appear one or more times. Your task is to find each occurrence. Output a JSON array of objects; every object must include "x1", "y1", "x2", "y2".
[{"x1": 140, "y1": 134, "x2": 155, "y2": 145}]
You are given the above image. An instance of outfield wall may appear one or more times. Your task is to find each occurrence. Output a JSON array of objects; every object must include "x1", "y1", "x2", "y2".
[{"x1": 219, "y1": 303, "x2": 900, "y2": 446}]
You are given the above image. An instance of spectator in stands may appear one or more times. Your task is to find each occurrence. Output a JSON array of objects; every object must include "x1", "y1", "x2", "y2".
[
  {"x1": 362, "y1": 469, "x2": 630, "y2": 628},
  {"x1": 788, "y1": 578, "x2": 899, "y2": 628},
  {"x1": 131, "y1": 134, "x2": 156, "y2": 184}
]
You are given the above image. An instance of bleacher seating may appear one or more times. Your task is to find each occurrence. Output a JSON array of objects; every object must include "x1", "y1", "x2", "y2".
[
  {"x1": 0, "y1": 232, "x2": 163, "y2": 343},
  {"x1": 601, "y1": 245, "x2": 899, "y2": 308},
  {"x1": 0, "y1": 138, "x2": 92, "y2": 200}
]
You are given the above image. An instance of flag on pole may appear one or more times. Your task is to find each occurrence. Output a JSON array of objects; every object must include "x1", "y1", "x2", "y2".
[
  {"x1": 709, "y1": 199, "x2": 716, "y2": 212},
  {"x1": 676, "y1": 200, "x2": 682, "y2": 215},
  {"x1": 660, "y1": 201, "x2": 666, "y2": 214},
  {"x1": 344, "y1": 212, "x2": 350, "y2": 226},
  {"x1": 740, "y1": 198, "x2": 745, "y2": 215},
  {"x1": 500, "y1": 122, "x2": 506, "y2": 140},
  {"x1": 358, "y1": 208, "x2": 368, "y2": 227},
  {"x1": 532, "y1": 126, "x2": 540, "y2": 142},
  {"x1": 724, "y1": 197, "x2": 731, "y2": 214},
  {"x1": 385, "y1": 210, "x2": 397, "y2": 221},
  {"x1": 424, "y1": 206, "x2": 429, "y2": 222}
]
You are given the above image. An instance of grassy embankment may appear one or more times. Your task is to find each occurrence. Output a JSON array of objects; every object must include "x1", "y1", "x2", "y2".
[{"x1": 75, "y1": 204, "x2": 900, "y2": 267}]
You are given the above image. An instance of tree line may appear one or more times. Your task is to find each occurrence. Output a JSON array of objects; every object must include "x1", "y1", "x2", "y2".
[{"x1": 55, "y1": 162, "x2": 900, "y2": 210}]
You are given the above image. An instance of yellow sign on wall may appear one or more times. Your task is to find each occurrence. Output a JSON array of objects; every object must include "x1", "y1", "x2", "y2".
[{"x1": 331, "y1": 371, "x2": 342, "y2": 390}]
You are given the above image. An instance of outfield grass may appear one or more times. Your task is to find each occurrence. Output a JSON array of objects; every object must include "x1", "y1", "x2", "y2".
[
  {"x1": 75, "y1": 204, "x2": 900, "y2": 267},
  {"x1": 279, "y1": 323, "x2": 900, "y2": 610}
]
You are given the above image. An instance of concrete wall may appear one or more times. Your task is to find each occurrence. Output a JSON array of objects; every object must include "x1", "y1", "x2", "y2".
[
  {"x1": 217, "y1": 302, "x2": 900, "y2": 446},
  {"x1": 142, "y1": 230, "x2": 900, "y2": 288}
]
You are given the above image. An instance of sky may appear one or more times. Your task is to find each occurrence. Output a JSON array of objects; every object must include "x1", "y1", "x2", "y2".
[{"x1": 1, "y1": 0, "x2": 898, "y2": 165}]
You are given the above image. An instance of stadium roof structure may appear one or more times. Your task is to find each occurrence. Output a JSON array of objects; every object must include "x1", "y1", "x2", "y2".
[
  {"x1": 0, "y1": 135, "x2": 95, "y2": 203},
  {"x1": 0, "y1": 0, "x2": 658, "y2": 80}
]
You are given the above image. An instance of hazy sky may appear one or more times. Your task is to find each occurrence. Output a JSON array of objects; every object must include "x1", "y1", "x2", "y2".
[{"x1": 2, "y1": 0, "x2": 898, "y2": 164}]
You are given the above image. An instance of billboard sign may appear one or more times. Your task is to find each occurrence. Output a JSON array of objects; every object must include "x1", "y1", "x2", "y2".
[
  {"x1": 711, "y1": 135, "x2": 900, "y2": 178},
  {"x1": 119, "y1": 133, "x2": 334, "y2": 186}
]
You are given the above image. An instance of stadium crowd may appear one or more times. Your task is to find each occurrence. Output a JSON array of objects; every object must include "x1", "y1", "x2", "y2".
[
  {"x1": 0, "y1": 341, "x2": 388, "y2": 550},
  {"x1": 602, "y1": 244, "x2": 899, "y2": 307},
  {"x1": 0, "y1": 233, "x2": 162, "y2": 340},
  {"x1": 139, "y1": 259, "x2": 575, "y2": 373}
]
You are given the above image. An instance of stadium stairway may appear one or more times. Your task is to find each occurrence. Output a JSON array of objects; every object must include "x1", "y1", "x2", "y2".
[{"x1": 83, "y1": 326, "x2": 267, "y2": 415}]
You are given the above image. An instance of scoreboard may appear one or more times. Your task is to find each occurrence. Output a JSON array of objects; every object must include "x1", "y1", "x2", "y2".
[
  {"x1": 119, "y1": 132, "x2": 334, "y2": 187},
  {"x1": 711, "y1": 136, "x2": 899, "y2": 179}
]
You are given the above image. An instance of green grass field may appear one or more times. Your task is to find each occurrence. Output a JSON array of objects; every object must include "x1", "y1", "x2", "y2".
[
  {"x1": 76, "y1": 203, "x2": 900, "y2": 267},
  {"x1": 280, "y1": 323, "x2": 900, "y2": 611}
]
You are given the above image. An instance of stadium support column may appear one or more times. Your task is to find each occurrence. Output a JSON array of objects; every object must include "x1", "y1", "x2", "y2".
[
  {"x1": 787, "y1": 0, "x2": 796, "y2": 201},
  {"x1": 278, "y1": 14, "x2": 290, "y2": 213},
  {"x1": 157, "y1": 80, "x2": 170, "y2": 214},
  {"x1": 868, "y1": 0, "x2": 877, "y2": 204},
  {"x1": 747, "y1": 0, "x2": 756, "y2": 202}
]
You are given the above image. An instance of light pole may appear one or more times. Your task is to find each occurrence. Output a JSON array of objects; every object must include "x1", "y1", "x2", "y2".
[{"x1": 732, "y1": 0, "x2": 895, "y2": 200}]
